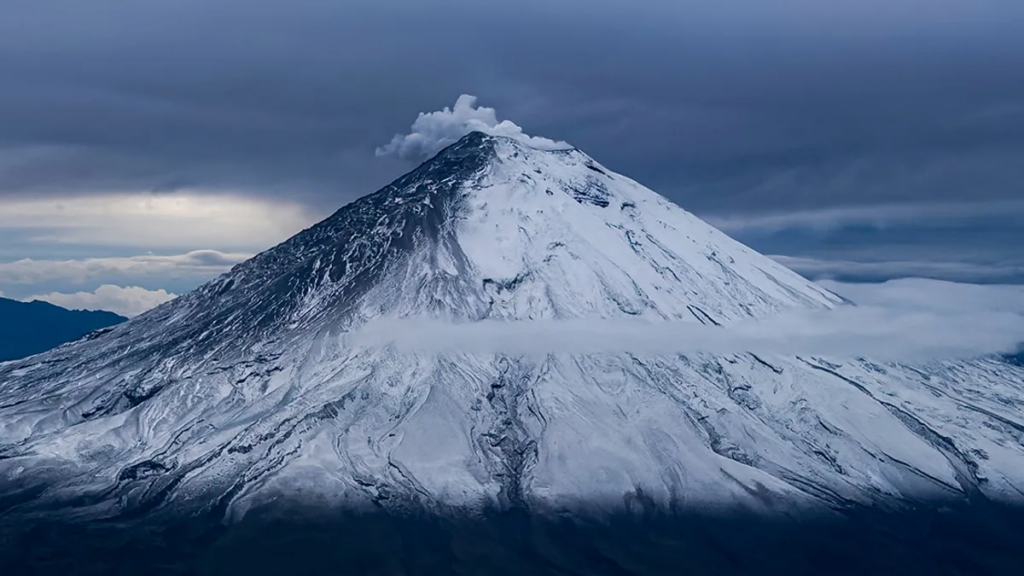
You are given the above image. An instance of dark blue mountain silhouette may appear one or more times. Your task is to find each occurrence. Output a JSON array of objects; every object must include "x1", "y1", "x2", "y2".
[{"x1": 0, "y1": 297, "x2": 126, "y2": 362}]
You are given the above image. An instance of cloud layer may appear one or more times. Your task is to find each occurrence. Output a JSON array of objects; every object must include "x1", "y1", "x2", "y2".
[
  {"x1": 772, "y1": 255, "x2": 1024, "y2": 285},
  {"x1": 342, "y1": 279, "x2": 1024, "y2": 362},
  {"x1": 0, "y1": 193, "x2": 316, "y2": 251},
  {"x1": 376, "y1": 95, "x2": 570, "y2": 159},
  {"x1": 1, "y1": 2, "x2": 1023, "y2": 290},
  {"x1": 0, "y1": 250, "x2": 250, "y2": 285},
  {"x1": 2, "y1": 1, "x2": 1022, "y2": 213},
  {"x1": 28, "y1": 285, "x2": 177, "y2": 317},
  {"x1": 706, "y1": 201, "x2": 1024, "y2": 234},
  {"x1": 818, "y1": 278, "x2": 1024, "y2": 314},
  {"x1": 711, "y1": 201, "x2": 1024, "y2": 285}
]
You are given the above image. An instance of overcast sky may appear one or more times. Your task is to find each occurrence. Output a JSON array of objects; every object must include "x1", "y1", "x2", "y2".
[{"x1": 1, "y1": 1, "x2": 1023, "y2": 313}]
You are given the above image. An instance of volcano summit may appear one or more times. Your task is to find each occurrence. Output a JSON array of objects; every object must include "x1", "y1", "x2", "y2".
[{"x1": 2, "y1": 132, "x2": 1024, "y2": 574}]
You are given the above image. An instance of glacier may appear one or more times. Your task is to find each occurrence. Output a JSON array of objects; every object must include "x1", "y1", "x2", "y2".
[{"x1": 1, "y1": 131, "x2": 1024, "y2": 534}]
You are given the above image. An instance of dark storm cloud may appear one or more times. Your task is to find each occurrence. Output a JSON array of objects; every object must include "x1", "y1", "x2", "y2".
[{"x1": 1, "y1": 0, "x2": 1023, "y2": 213}]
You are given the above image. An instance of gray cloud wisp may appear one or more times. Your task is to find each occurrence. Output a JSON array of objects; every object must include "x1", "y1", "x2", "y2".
[{"x1": 0, "y1": 250, "x2": 251, "y2": 285}]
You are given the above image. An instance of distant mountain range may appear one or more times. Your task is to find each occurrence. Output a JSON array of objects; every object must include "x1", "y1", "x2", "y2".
[{"x1": 0, "y1": 297, "x2": 127, "y2": 362}]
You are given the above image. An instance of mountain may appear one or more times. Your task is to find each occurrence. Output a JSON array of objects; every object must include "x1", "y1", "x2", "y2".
[
  {"x1": 0, "y1": 297, "x2": 126, "y2": 362},
  {"x1": 2, "y1": 132, "x2": 1024, "y2": 573}
]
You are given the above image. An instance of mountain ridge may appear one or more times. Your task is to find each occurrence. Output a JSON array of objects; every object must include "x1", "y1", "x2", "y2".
[{"x1": 0, "y1": 296, "x2": 126, "y2": 363}]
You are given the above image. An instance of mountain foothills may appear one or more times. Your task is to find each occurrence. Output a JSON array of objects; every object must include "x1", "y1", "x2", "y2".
[
  {"x1": 2, "y1": 132, "x2": 1024, "y2": 530},
  {"x1": 0, "y1": 297, "x2": 126, "y2": 363}
]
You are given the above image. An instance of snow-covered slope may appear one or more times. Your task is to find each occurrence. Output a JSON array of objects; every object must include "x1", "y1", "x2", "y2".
[{"x1": 1, "y1": 132, "x2": 1023, "y2": 522}]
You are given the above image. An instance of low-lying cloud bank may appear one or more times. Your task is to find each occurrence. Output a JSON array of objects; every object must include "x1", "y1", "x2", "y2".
[
  {"x1": 771, "y1": 255, "x2": 1024, "y2": 285},
  {"x1": 819, "y1": 278, "x2": 1024, "y2": 314},
  {"x1": 376, "y1": 94, "x2": 570, "y2": 160},
  {"x1": 343, "y1": 279, "x2": 1024, "y2": 361},
  {"x1": 28, "y1": 284, "x2": 178, "y2": 317}
]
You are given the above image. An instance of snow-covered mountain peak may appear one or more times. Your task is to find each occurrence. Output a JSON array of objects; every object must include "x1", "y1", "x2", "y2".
[
  {"x1": 393, "y1": 130, "x2": 842, "y2": 323},
  {"x1": 146, "y1": 128, "x2": 841, "y2": 343},
  {"x1": 2, "y1": 130, "x2": 1023, "y2": 523}
]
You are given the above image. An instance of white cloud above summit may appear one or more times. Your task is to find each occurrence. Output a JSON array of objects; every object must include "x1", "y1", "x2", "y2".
[{"x1": 376, "y1": 94, "x2": 570, "y2": 159}]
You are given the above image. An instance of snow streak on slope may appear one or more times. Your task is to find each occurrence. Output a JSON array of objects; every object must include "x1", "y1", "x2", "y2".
[{"x1": 1, "y1": 133, "x2": 1023, "y2": 524}]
